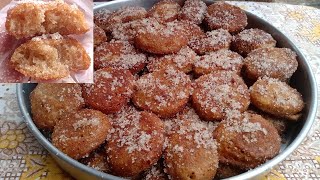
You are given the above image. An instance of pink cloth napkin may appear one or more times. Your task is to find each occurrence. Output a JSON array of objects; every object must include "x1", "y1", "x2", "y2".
[{"x1": 0, "y1": 0, "x2": 93, "y2": 83}]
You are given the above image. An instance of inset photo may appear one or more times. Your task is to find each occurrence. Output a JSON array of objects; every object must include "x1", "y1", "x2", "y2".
[{"x1": 0, "y1": 0, "x2": 93, "y2": 83}]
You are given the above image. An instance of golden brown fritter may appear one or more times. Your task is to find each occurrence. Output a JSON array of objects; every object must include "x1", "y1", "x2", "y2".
[
  {"x1": 30, "y1": 83, "x2": 84, "y2": 131},
  {"x1": 193, "y1": 49, "x2": 244, "y2": 77},
  {"x1": 52, "y1": 109, "x2": 112, "y2": 160},
  {"x1": 205, "y1": 2, "x2": 247, "y2": 33},
  {"x1": 214, "y1": 112, "x2": 281, "y2": 170},
  {"x1": 243, "y1": 47, "x2": 298, "y2": 81},
  {"x1": 250, "y1": 77, "x2": 304, "y2": 117},
  {"x1": 163, "y1": 107, "x2": 219, "y2": 180},
  {"x1": 106, "y1": 107, "x2": 165, "y2": 177},
  {"x1": 134, "y1": 19, "x2": 188, "y2": 54},
  {"x1": 82, "y1": 68, "x2": 134, "y2": 114},
  {"x1": 192, "y1": 71, "x2": 250, "y2": 121},
  {"x1": 132, "y1": 67, "x2": 192, "y2": 118},
  {"x1": 147, "y1": 0, "x2": 181, "y2": 22},
  {"x1": 6, "y1": 1, "x2": 89, "y2": 39},
  {"x1": 147, "y1": 46, "x2": 197, "y2": 73},
  {"x1": 232, "y1": 28, "x2": 276, "y2": 56},
  {"x1": 104, "y1": 6, "x2": 147, "y2": 32},
  {"x1": 10, "y1": 36, "x2": 90, "y2": 80},
  {"x1": 189, "y1": 29, "x2": 232, "y2": 55},
  {"x1": 178, "y1": 0, "x2": 207, "y2": 25},
  {"x1": 94, "y1": 40, "x2": 147, "y2": 74},
  {"x1": 5, "y1": 3, "x2": 45, "y2": 39},
  {"x1": 43, "y1": 2, "x2": 89, "y2": 35}
]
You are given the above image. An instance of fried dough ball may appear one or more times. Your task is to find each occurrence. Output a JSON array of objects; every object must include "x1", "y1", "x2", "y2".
[
  {"x1": 132, "y1": 67, "x2": 192, "y2": 118},
  {"x1": 94, "y1": 40, "x2": 147, "y2": 74},
  {"x1": 11, "y1": 38, "x2": 67, "y2": 80},
  {"x1": 232, "y1": 28, "x2": 277, "y2": 56},
  {"x1": 243, "y1": 47, "x2": 298, "y2": 81},
  {"x1": 106, "y1": 107, "x2": 165, "y2": 177},
  {"x1": 43, "y1": 2, "x2": 89, "y2": 35},
  {"x1": 30, "y1": 83, "x2": 84, "y2": 131},
  {"x1": 178, "y1": 0, "x2": 207, "y2": 25},
  {"x1": 205, "y1": 2, "x2": 247, "y2": 33},
  {"x1": 192, "y1": 71, "x2": 250, "y2": 121},
  {"x1": 164, "y1": 108, "x2": 219, "y2": 180},
  {"x1": 94, "y1": 9, "x2": 112, "y2": 32},
  {"x1": 6, "y1": 1, "x2": 89, "y2": 39},
  {"x1": 250, "y1": 77, "x2": 304, "y2": 117},
  {"x1": 111, "y1": 20, "x2": 143, "y2": 43},
  {"x1": 214, "y1": 112, "x2": 281, "y2": 170},
  {"x1": 134, "y1": 19, "x2": 188, "y2": 54},
  {"x1": 52, "y1": 109, "x2": 111, "y2": 160},
  {"x1": 104, "y1": 6, "x2": 147, "y2": 32},
  {"x1": 189, "y1": 29, "x2": 232, "y2": 55},
  {"x1": 147, "y1": 46, "x2": 197, "y2": 73},
  {"x1": 5, "y1": 3, "x2": 45, "y2": 39},
  {"x1": 58, "y1": 39, "x2": 90, "y2": 72},
  {"x1": 94, "y1": 24, "x2": 107, "y2": 49},
  {"x1": 10, "y1": 37, "x2": 90, "y2": 80},
  {"x1": 81, "y1": 149, "x2": 110, "y2": 173},
  {"x1": 82, "y1": 68, "x2": 134, "y2": 114},
  {"x1": 193, "y1": 49, "x2": 243, "y2": 77},
  {"x1": 147, "y1": 0, "x2": 181, "y2": 22}
]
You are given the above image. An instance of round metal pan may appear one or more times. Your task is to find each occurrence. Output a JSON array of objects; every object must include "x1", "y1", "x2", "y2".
[{"x1": 17, "y1": 0, "x2": 317, "y2": 179}]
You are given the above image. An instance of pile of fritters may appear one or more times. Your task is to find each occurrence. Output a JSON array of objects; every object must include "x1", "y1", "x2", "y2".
[{"x1": 31, "y1": 0, "x2": 304, "y2": 179}]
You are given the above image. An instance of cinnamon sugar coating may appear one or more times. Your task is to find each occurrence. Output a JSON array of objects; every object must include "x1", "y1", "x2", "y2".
[
  {"x1": 178, "y1": 0, "x2": 207, "y2": 25},
  {"x1": 133, "y1": 67, "x2": 192, "y2": 118},
  {"x1": 30, "y1": 83, "x2": 84, "y2": 131},
  {"x1": 147, "y1": 0, "x2": 181, "y2": 22},
  {"x1": 106, "y1": 107, "x2": 165, "y2": 177},
  {"x1": 214, "y1": 112, "x2": 281, "y2": 170},
  {"x1": 205, "y1": 2, "x2": 247, "y2": 34},
  {"x1": 94, "y1": 40, "x2": 147, "y2": 74},
  {"x1": 192, "y1": 71, "x2": 250, "y2": 121},
  {"x1": 134, "y1": 19, "x2": 188, "y2": 54},
  {"x1": 164, "y1": 107, "x2": 219, "y2": 180},
  {"x1": 52, "y1": 109, "x2": 112, "y2": 160},
  {"x1": 250, "y1": 77, "x2": 304, "y2": 117},
  {"x1": 189, "y1": 29, "x2": 232, "y2": 55},
  {"x1": 244, "y1": 47, "x2": 298, "y2": 81},
  {"x1": 82, "y1": 68, "x2": 134, "y2": 114},
  {"x1": 232, "y1": 28, "x2": 276, "y2": 56}
]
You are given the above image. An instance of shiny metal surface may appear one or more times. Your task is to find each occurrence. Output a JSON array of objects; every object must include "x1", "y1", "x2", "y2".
[{"x1": 17, "y1": 1, "x2": 317, "y2": 179}]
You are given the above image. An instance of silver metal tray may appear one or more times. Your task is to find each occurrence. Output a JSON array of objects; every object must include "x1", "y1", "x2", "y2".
[{"x1": 17, "y1": 0, "x2": 317, "y2": 179}]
